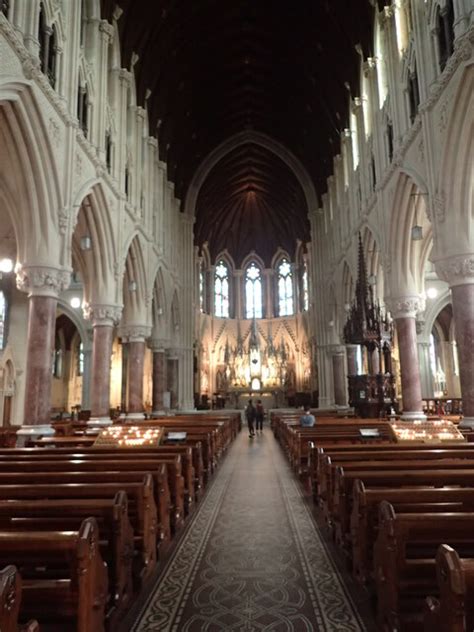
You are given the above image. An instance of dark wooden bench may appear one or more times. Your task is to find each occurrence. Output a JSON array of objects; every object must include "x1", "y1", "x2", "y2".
[
  {"x1": 0, "y1": 565, "x2": 39, "y2": 632},
  {"x1": 0, "y1": 492, "x2": 133, "y2": 616},
  {"x1": 373, "y1": 501, "x2": 474, "y2": 632},
  {"x1": 424, "y1": 544, "x2": 474, "y2": 632},
  {"x1": 351, "y1": 482, "x2": 474, "y2": 584},
  {"x1": 0, "y1": 518, "x2": 108, "y2": 632},
  {"x1": 0, "y1": 477, "x2": 157, "y2": 582}
]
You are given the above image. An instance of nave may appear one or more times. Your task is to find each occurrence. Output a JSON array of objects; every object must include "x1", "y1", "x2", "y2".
[{"x1": 130, "y1": 426, "x2": 370, "y2": 632}]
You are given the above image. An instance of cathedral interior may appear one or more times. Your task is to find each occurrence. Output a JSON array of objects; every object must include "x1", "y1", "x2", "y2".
[{"x1": 0, "y1": 0, "x2": 473, "y2": 630}]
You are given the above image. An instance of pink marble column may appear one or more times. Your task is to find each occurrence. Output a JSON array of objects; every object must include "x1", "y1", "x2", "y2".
[
  {"x1": 23, "y1": 295, "x2": 57, "y2": 424},
  {"x1": 85, "y1": 305, "x2": 122, "y2": 423},
  {"x1": 167, "y1": 356, "x2": 179, "y2": 409},
  {"x1": 395, "y1": 316, "x2": 424, "y2": 417},
  {"x1": 127, "y1": 340, "x2": 146, "y2": 417},
  {"x1": 16, "y1": 265, "x2": 70, "y2": 430},
  {"x1": 371, "y1": 348, "x2": 380, "y2": 375},
  {"x1": 332, "y1": 349, "x2": 347, "y2": 406},
  {"x1": 90, "y1": 325, "x2": 114, "y2": 419},
  {"x1": 346, "y1": 344, "x2": 358, "y2": 376},
  {"x1": 152, "y1": 348, "x2": 166, "y2": 413},
  {"x1": 451, "y1": 284, "x2": 474, "y2": 421}
]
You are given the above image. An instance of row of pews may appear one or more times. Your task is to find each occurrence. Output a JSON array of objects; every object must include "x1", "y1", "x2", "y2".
[
  {"x1": 0, "y1": 412, "x2": 240, "y2": 631},
  {"x1": 272, "y1": 410, "x2": 474, "y2": 632}
]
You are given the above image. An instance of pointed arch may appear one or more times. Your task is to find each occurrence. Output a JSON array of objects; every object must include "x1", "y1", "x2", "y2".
[{"x1": 121, "y1": 234, "x2": 149, "y2": 325}]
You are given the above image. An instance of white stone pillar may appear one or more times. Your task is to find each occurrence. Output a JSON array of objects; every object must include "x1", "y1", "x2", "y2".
[{"x1": 179, "y1": 213, "x2": 196, "y2": 410}]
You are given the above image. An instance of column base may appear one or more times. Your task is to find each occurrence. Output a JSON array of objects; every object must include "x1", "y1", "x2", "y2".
[
  {"x1": 16, "y1": 424, "x2": 54, "y2": 447},
  {"x1": 400, "y1": 411, "x2": 427, "y2": 421},
  {"x1": 87, "y1": 417, "x2": 113, "y2": 428},
  {"x1": 151, "y1": 410, "x2": 167, "y2": 416},
  {"x1": 126, "y1": 412, "x2": 146, "y2": 421},
  {"x1": 458, "y1": 417, "x2": 474, "y2": 429}
]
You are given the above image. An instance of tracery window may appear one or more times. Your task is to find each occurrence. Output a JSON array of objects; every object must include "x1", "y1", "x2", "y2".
[
  {"x1": 214, "y1": 261, "x2": 229, "y2": 318},
  {"x1": 0, "y1": 292, "x2": 7, "y2": 349},
  {"x1": 245, "y1": 263, "x2": 263, "y2": 319},
  {"x1": 278, "y1": 259, "x2": 294, "y2": 316}
]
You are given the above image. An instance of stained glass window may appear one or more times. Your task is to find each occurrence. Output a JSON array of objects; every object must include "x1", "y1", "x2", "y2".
[
  {"x1": 214, "y1": 261, "x2": 229, "y2": 318},
  {"x1": 278, "y1": 259, "x2": 294, "y2": 316},
  {"x1": 199, "y1": 262, "x2": 204, "y2": 313},
  {"x1": 77, "y1": 341, "x2": 84, "y2": 376},
  {"x1": 0, "y1": 292, "x2": 6, "y2": 349},
  {"x1": 302, "y1": 263, "x2": 309, "y2": 312},
  {"x1": 245, "y1": 263, "x2": 262, "y2": 319}
]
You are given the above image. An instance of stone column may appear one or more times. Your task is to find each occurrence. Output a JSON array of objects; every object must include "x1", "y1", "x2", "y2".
[
  {"x1": 331, "y1": 346, "x2": 347, "y2": 406},
  {"x1": 371, "y1": 347, "x2": 380, "y2": 375},
  {"x1": 390, "y1": 297, "x2": 426, "y2": 420},
  {"x1": 417, "y1": 341, "x2": 434, "y2": 399},
  {"x1": 150, "y1": 340, "x2": 167, "y2": 414},
  {"x1": 167, "y1": 354, "x2": 179, "y2": 409},
  {"x1": 16, "y1": 266, "x2": 70, "y2": 439},
  {"x1": 346, "y1": 344, "x2": 358, "y2": 376},
  {"x1": 84, "y1": 305, "x2": 122, "y2": 425},
  {"x1": 120, "y1": 325, "x2": 151, "y2": 420},
  {"x1": 436, "y1": 257, "x2": 474, "y2": 427}
]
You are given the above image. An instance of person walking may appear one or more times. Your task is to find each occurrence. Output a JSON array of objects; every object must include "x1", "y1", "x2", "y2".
[
  {"x1": 255, "y1": 399, "x2": 264, "y2": 432},
  {"x1": 246, "y1": 399, "x2": 256, "y2": 437},
  {"x1": 300, "y1": 406, "x2": 316, "y2": 427}
]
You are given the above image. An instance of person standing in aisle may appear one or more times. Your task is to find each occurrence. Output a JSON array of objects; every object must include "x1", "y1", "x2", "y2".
[
  {"x1": 255, "y1": 399, "x2": 264, "y2": 432},
  {"x1": 246, "y1": 399, "x2": 256, "y2": 437}
]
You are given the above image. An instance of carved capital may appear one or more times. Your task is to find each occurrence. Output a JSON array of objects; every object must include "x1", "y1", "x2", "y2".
[
  {"x1": 387, "y1": 295, "x2": 424, "y2": 319},
  {"x1": 118, "y1": 324, "x2": 152, "y2": 343},
  {"x1": 435, "y1": 254, "x2": 474, "y2": 287},
  {"x1": 16, "y1": 266, "x2": 71, "y2": 298},
  {"x1": 83, "y1": 303, "x2": 123, "y2": 327},
  {"x1": 149, "y1": 338, "x2": 168, "y2": 352}
]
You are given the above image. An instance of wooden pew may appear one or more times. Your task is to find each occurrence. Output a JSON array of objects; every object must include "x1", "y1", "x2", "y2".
[
  {"x1": 351, "y1": 482, "x2": 474, "y2": 584},
  {"x1": 424, "y1": 544, "x2": 474, "y2": 632},
  {"x1": 0, "y1": 477, "x2": 157, "y2": 582},
  {"x1": 0, "y1": 461, "x2": 175, "y2": 540},
  {"x1": 0, "y1": 518, "x2": 108, "y2": 632},
  {"x1": 373, "y1": 501, "x2": 474, "y2": 632},
  {"x1": 334, "y1": 467, "x2": 474, "y2": 555},
  {"x1": 0, "y1": 566, "x2": 39, "y2": 632},
  {"x1": 0, "y1": 493, "x2": 133, "y2": 615}
]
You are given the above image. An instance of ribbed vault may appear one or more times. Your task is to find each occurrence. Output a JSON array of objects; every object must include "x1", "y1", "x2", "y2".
[
  {"x1": 100, "y1": 0, "x2": 376, "y2": 202},
  {"x1": 195, "y1": 143, "x2": 309, "y2": 266}
]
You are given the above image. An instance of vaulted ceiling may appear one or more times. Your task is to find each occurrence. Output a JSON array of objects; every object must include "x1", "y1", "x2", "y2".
[{"x1": 101, "y1": 0, "x2": 376, "y2": 262}]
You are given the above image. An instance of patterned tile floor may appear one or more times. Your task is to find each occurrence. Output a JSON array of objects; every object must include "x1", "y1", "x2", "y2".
[{"x1": 132, "y1": 428, "x2": 372, "y2": 632}]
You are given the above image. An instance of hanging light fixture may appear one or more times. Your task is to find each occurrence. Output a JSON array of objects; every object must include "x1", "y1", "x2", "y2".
[{"x1": 80, "y1": 235, "x2": 92, "y2": 250}]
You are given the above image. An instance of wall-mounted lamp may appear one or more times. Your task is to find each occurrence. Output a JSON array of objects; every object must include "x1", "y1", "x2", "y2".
[
  {"x1": 70, "y1": 297, "x2": 81, "y2": 309},
  {"x1": 129, "y1": 280, "x2": 137, "y2": 292},
  {"x1": 344, "y1": 303, "x2": 351, "y2": 313},
  {"x1": 411, "y1": 224, "x2": 423, "y2": 241},
  {"x1": 426, "y1": 287, "x2": 438, "y2": 299},
  {"x1": 368, "y1": 274, "x2": 377, "y2": 286},
  {"x1": 80, "y1": 236, "x2": 92, "y2": 251},
  {"x1": 0, "y1": 258, "x2": 14, "y2": 273}
]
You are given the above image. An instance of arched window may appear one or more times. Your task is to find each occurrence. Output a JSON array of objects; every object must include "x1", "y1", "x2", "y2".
[
  {"x1": 52, "y1": 334, "x2": 63, "y2": 378},
  {"x1": 245, "y1": 263, "x2": 263, "y2": 319},
  {"x1": 199, "y1": 261, "x2": 205, "y2": 313},
  {"x1": 277, "y1": 259, "x2": 294, "y2": 316},
  {"x1": 301, "y1": 263, "x2": 309, "y2": 312},
  {"x1": 0, "y1": 0, "x2": 10, "y2": 18},
  {"x1": 214, "y1": 261, "x2": 229, "y2": 318},
  {"x1": 76, "y1": 341, "x2": 84, "y2": 376},
  {"x1": 77, "y1": 82, "x2": 89, "y2": 137},
  {"x1": 437, "y1": 1, "x2": 455, "y2": 71},
  {"x1": 38, "y1": 4, "x2": 57, "y2": 88},
  {"x1": 0, "y1": 291, "x2": 7, "y2": 349}
]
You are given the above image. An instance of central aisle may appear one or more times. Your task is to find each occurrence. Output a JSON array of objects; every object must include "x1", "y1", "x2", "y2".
[{"x1": 133, "y1": 427, "x2": 368, "y2": 632}]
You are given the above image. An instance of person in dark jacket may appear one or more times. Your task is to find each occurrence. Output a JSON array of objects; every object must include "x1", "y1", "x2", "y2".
[
  {"x1": 245, "y1": 400, "x2": 256, "y2": 437},
  {"x1": 255, "y1": 399, "x2": 264, "y2": 432}
]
